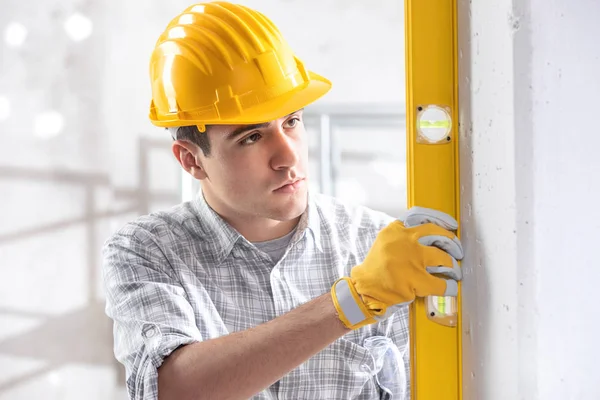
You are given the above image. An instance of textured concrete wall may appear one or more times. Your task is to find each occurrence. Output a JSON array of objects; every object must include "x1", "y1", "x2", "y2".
[{"x1": 459, "y1": 0, "x2": 600, "y2": 398}]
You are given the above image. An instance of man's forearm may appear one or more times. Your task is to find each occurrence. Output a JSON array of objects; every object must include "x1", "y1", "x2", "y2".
[{"x1": 157, "y1": 292, "x2": 350, "y2": 400}]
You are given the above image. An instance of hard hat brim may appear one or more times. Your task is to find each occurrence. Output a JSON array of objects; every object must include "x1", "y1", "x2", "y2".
[
  {"x1": 231, "y1": 71, "x2": 332, "y2": 125},
  {"x1": 149, "y1": 71, "x2": 331, "y2": 128}
]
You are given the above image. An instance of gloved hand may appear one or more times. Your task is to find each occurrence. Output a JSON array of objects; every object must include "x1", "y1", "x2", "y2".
[{"x1": 331, "y1": 206, "x2": 464, "y2": 330}]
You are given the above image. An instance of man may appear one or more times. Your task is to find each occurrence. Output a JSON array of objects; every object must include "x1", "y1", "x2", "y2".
[{"x1": 102, "y1": 2, "x2": 464, "y2": 400}]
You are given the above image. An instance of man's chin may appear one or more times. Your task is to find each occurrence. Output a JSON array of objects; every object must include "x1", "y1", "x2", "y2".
[{"x1": 269, "y1": 191, "x2": 308, "y2": 221}]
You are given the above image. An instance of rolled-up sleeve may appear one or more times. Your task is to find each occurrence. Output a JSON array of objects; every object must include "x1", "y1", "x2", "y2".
[{"x1": 102, "y1": 225, "x2": 203, "y2": 400}]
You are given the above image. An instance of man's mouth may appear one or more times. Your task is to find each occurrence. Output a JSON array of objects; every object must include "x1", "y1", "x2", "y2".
[{"x1": 274, "y1": 178, "x2": 305, "y2": 193}]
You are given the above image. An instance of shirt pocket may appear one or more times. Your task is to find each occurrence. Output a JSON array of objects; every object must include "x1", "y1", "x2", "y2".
[
  {"x1": 333, "y1": 336, "x2": 377, "y2": 373},
  {"x1": 304, "y1": 335, "x2": 380, "y2": 399},
  {"x1": 363, "y1": 335, "x2": 408, "y2": 399},
  {"x1": 330, "y1": 333, "x2": 408, "y2": 400}
]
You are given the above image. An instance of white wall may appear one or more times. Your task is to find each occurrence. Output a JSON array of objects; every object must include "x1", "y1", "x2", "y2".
[
  {"x1": 0, "y1": 1, "x2": 404, "y2": 398},
  {"x1": 459, "y1": 0, "x2": 600, "y2": 399}
]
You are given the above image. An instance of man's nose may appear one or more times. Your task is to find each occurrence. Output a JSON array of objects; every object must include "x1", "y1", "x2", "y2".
[{"x1": 270, "y1": 129, "x2": 300, "y2": 170}]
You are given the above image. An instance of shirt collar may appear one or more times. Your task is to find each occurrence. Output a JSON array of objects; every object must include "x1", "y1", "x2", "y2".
[
  {"x1": 191, "y1": 190, "x2": 323, "y2": 265},
  {"x1": 191, "y1": 191, "x2": 242, "y2": 264},
  {"x1": 303, "y1": 191, "x2": 323, "y2": 252}
]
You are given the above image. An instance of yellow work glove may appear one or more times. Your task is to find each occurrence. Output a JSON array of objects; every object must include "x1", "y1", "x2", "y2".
[{"x1": 331, "y1": 206, "x2": 464, "y2": 330}]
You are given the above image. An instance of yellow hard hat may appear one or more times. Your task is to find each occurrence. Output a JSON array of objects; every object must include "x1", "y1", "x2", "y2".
[{"x1": 148, "y1": 1, "x2": 332, "y2": 131}]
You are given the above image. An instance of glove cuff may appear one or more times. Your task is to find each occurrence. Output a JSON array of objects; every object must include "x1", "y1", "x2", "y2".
[{"x1": 331, "y1": 277, "x2": 376, "y2": 330}]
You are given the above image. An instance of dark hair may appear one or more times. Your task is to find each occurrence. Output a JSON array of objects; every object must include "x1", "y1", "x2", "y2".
[{"x1": 168, "y1": 125, "x2": 211, "y2": 156}]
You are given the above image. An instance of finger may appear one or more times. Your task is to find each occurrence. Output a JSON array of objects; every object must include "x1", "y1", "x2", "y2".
[
  {"x1": 426, "y1": 265, "x2": 462, "y2": 281},
  {"x1": 444, "y1": 279, "x2": 459, "y2": 296},
  {"x1": 414, "y1": 271, "x2": 449, "y2": 297},
  {"x1": 412, "y1": 223, "x2": 464, "y2": 260},
  {"x1": 422, "y1": 246, "x2": 463, "y2": 280},
  {"x1": 418, "y1": 232, "x2": 464, "y2": 260},
  {"x1": 426, "y1": 256, "x2": 462, "y2": 281},
  {"x1": 402, "y1": 206, "x2": 458, "y2": 231},
  {"x1": 374, "y1": 303, "x2": 408, "y2": 322},
  {"x1": 418, "y1": 272, "x2": 459, "y2": 297}
]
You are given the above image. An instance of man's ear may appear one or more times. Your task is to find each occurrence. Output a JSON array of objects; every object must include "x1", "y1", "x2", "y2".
[{"x1": 172, "y1": 140, "x2": 208, "y2": 180}]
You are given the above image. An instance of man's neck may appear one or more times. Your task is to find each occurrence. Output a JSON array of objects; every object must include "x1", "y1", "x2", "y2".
[
  {"x1": 201, "y1": 191, "x2": 301, "y2": 242},
  {"x1": 228, "y1": 216, "x2": 300, "y2": 243}
]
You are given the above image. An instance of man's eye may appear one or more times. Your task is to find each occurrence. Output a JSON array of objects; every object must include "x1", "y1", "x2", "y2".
[
  {"x1": 285, "y1": 117, "x2": 301, "y2": 128},
  {"x1": 240, "y1": 132, "x2": 262, "y2": 145}
]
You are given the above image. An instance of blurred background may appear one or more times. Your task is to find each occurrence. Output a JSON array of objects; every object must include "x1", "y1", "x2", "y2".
[{"x1": 0, "y1": 0, "x2": 407, "y2": 398}]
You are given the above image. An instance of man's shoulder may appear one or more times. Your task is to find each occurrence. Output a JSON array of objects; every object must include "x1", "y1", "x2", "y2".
[
  {"x1": 311, "y1": 192, "x2": 396, "y2": 233},
  {"x1": 104, "y1": 201, "x2": 199, "y2": 247}
]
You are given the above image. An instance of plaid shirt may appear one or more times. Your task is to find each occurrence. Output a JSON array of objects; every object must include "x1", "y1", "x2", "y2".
[{"x1": 102, "y1": 192, "x2": 410, "y2": 400}]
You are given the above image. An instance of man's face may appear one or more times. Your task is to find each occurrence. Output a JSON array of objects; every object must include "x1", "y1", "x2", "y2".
[{"x1": 198, "y1": 109, "x2": 309, "y2": 222}]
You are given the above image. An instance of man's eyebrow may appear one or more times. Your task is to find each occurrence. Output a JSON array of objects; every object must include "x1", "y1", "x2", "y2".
[
  {"x1": 226, "y1": 122, "x2": 270, "y2": 141},
  {"x1": 225, "y1": 109, "x2": 305, "y2": 141}
]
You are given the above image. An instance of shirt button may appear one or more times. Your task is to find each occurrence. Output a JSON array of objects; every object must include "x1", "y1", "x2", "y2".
[{"x1": 142, "y1": 325, "x2": 157, "y2": 338}]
